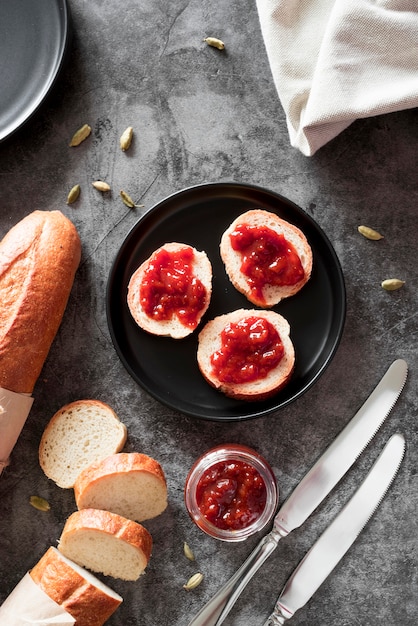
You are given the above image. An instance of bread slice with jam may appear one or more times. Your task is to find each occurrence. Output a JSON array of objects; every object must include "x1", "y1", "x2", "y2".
[
  {"x1": 197, "y1": 308, "x2": 295, "y2": 401},
  {"x1": 127, "y1": 242, "x2": 212, "y2": 338},
  {"x1": 220, "y1": 209, "x2": 312, "y2": 307}
]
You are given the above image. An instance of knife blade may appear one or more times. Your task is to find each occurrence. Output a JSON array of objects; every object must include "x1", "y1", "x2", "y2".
[
  {"x1": 264, "y1": 433, "x2": 405, "y2": 625},
  {"x1": 187, "y1": 359, "x2": 407, "y2": 626}
]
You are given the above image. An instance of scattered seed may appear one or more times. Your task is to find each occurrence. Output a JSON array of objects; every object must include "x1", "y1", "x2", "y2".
[
  {"x1": 92, "y1": 181, "x2": 111, "y2": 192},
  {"x1": 67, "y1": 184, "x2": 81, "y2": 204},
  {"x1": 358, "y1": 225, "x2": 384, "y2": 240},
  {"x1": 183, "y1": 542, "x2": 195, "y2": 561},
  {"x1": 69, "y1": 124, "x2": 91, "y2": 147},
  {"x1": 30, "y1": 496, "x2": 50, "y2": 512},
  {"x1": 381, "y1": 278, "x2": 405, "y2": 291},
  {"x1": 120, "y1": 190, "x2": 144, "y2": 208},
  {"x1": 204, "y1": 37, "x2": 225, "y2": 50},
  {"x1": 183, "y1": 572, "x2": 203, "y2": 591},
  {"x1": 120, "y1": 190, "x2": 136, "y2": 208},
  {"x1": 120, "y1": 126, "x2": 134, "y2": 151}
]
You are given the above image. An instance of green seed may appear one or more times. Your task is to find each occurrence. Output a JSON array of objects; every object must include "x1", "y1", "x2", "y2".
[
  {"x1": 67, "y1": 184, "x2": 81, "y2": 204},
  {"x1": 30, "y1": 496, "x2": 50, "y2": 512},
  {"x1": 69, "y1": 124, "x2": 91, "y2": 147},
  {"x1": 358, "y1": 225, "x2": 383, "y2": 240}
]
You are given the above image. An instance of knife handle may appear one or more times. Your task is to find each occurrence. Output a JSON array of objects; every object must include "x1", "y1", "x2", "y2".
[{"x1": 188, "y1": 527, "x2": 284, "y2": 626}]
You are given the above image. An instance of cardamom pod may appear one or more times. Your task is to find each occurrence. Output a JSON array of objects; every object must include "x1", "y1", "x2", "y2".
[
  {"x1": 30, "y1": 496, "x2": 50, "y2": 512},
  {"x1": 204, "y1": 37, "x2": 225, "y2": 50},
  {"x1": 120, "y1": 190, "x2": 136, "y2": 208},
  {"x1": 67, "y1": 184, "x2": 81, "y2": 204},
  {"x1": 381, "y1": 278, "x2": 405, "y2": 291},
  {"x1": 358, "y1": 225, "x2": 384, "y2": 240},
  {"x1": 183, "y1": 542, "x2": 195, "y2": 561},
  {"x1": 183, "y1": 572, "x2": 203, "y2": 591},
  {"x1": 92, "y1": 181, "x2": 111, "y2": 192},
  {"x1": 69, "y1": 124, "x2": 92, "y2": 147},
  {"x1": 120, "y1": 126, "x2": 133, "y2": 151}
]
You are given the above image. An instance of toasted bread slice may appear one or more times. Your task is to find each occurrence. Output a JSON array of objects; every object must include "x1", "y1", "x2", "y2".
[
  {"x1": 75, "y1": 452, "x2": 168, "y2": 522},
  {"x1": 197, "y1": 309, "x2": 295, "y2": 401},
  {"x1": 220, "y1": 209, "x2": 312, "y2": 307},
  {"x1": 58, "y1": 509, "x2": 152, "y2": 581},
  {"x1": 39, "y1": 400, "x2": 127, "y2": 489},
  {"x1": 30, "y1": 547, "x2": 122, "y2": 626},
  {"x1": 127, "y1": 242, "x2": 212, "y2": 338}
]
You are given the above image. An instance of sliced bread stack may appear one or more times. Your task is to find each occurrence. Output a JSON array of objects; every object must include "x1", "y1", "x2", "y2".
[{"x1": 37, "y1": 400, "x2": 168, "y2": 586}]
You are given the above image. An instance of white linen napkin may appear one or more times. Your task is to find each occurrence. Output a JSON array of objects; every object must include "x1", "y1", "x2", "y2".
[{"x1": 255, "y1": 0, "x2": 418, "y2": 156}]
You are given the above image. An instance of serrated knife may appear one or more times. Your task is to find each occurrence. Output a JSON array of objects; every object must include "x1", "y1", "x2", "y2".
[
  {"x1": 264, "y1": 432, "x2": 405, "y2": 625},
  {"x1": 188, "y1": 359, "x2": 408, "y2": 626}
]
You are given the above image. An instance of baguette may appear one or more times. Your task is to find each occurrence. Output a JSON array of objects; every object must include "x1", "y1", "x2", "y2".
[
  {"x1": 197, "y1": 309, "x2": 295, "y2": 401},
  {"x1": 74, "y1": 452, "x2": 168, "y2": 522},
  {"x1": 30, "y1": 547, "x2": 122, "y2": 626},
  {"x1": 39, "y1": 400, "x2": 128, "y2": 489},
  {"x1": 220, "y1": 209, "x2": 312, "y2": 307},
  {"x1": 0, "y1": 210, "x2": 81, "y2": 393},
  {"x1": 127, "y1": 242, "x2": 212, "y2": 338},
  {"x1": 58, "y1": 509, "x2": 153, "y2": 581}
]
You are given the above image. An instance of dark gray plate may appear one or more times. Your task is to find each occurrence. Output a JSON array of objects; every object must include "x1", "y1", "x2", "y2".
[
  {"x1": 0, "y1": 0, "x2": 69, "y2": 141},
  {"x1": 107, "y1": 182, "x2": 346, "y2": 421}
]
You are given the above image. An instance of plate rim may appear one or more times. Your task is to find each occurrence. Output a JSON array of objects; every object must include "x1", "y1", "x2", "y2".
[
  {"x1": 106, "y1": 181, "x2": 346, "y2": 421},
  {"x1": 0, "y1": 0, "x2": 70, "y2": 142}
]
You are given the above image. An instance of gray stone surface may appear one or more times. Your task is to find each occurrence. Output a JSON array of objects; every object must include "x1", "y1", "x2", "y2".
[{"x1": 0, "y1": 1, "x2": 417, "y2": 625}]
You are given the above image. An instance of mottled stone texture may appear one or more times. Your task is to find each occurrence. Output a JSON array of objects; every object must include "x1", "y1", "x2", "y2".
[{"x1": 0, "y1": 1, "x2": 417, "y2": 625}]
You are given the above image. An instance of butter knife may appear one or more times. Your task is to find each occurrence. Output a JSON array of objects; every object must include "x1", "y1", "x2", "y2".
[
  {"x1": 264, "y1": 432, "x2": 405, "y2": 625},
  {"x1": 188, "y1": 359, "x2": 407, "y2": 626}
]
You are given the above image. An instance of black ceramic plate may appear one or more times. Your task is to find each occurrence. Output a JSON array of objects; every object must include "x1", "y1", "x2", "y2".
[
  {"x1": 107, "y1": 182, "x2": 346, "y2": 421},
  {"x1": 0, "y1": 0, "x2": 69, "y2": 142}
]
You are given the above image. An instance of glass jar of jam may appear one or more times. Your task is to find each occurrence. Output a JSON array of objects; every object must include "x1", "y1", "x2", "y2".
[{"x1": 184, "y1": 444, "x2": 278, "y2": 542}]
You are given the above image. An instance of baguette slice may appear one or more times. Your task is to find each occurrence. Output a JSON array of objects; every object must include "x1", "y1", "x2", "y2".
[
  {"x1": 0, "y1": 210, "x2": 81, "y2": 394},
  {"x1": 75, "y1": 452, "x2": 168, "y2": 522},
  {"x1": 220, "y1": 209, "x2": 312, "y2": 307},
  {"x1": 39, "y1": 400, "x2": 128, "y2": 489},
  {"x1": 127, "y1": 242, "x2": 212, "y2": 338},
  {"x1": 58, "y1": 509, "x2": 152, "y2": 581},
  {"x1": 197, "y1": 309, "x2": 295, "y2": 401},
  {"x1": 30, "y1": 547, "x2": 122, "y2": 626}
]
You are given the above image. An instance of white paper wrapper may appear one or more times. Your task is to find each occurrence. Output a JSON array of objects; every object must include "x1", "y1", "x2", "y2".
[
  {"x1": 0, "y1": 387, "x2": 34, "y2": 475},
  {"x1": 0, "y1": 573, "x2": 75, "y2": 625}
]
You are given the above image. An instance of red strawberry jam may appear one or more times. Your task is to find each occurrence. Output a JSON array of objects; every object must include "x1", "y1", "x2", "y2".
[
  {"x1": 195, "y1": 459, "x2": 267, "y2": 531},
  {"x1": 210, "y1": 316, "x2": 284, "y2": 384},
  {"x1": 229, "y1": 223, "x2": 304, "y2": 304},
  {"x1": 140, "y1": 246, "x2": 207, "y2": 328}
]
